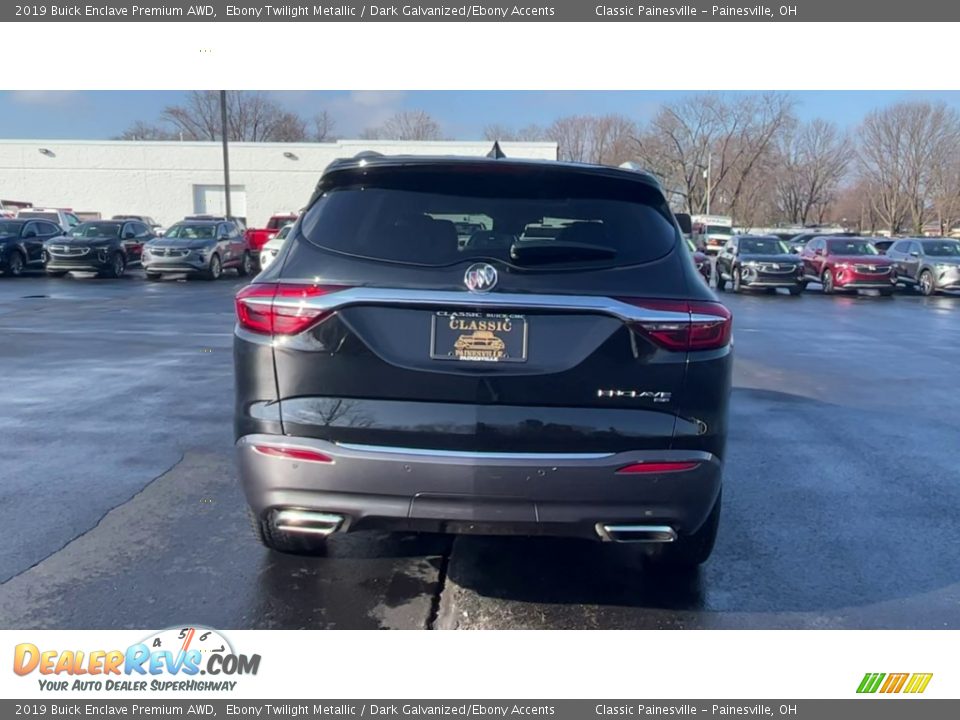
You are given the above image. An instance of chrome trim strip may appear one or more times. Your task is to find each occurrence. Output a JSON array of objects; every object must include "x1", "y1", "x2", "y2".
[
  {"x1": 335, "y1": 442, "x2": 613, "y2": 461},
  {"x1": 268, "y1": 287, "x2": 696, "y2": 324}
]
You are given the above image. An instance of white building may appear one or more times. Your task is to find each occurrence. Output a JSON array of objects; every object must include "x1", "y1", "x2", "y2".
[{"x1": 0, "y1": 139, "x2": 558, "y2": 228}]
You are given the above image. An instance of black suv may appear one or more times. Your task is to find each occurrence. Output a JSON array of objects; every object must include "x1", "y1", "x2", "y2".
[
  {"x1": 44, "y1": 220, "x2": 154, "y2": 278},
  {"x1": 716, "y1": 235, "x2": 804, "y2": 294},
  {"x1": 234, "y1": 152, "x2": 733, "y2": 569},
  {"x1": 0, "y1": 218, "x2": 62, "y2": 276}
]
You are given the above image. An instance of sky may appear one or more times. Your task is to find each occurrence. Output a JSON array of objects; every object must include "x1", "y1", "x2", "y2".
[{"x1": 3, "y1": 90, "x2": 960, "y2": 140}]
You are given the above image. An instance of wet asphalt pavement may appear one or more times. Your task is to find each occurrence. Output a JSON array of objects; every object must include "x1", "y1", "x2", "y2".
[{"x1": 0, "y1": 269, "x2": 959, "y2": 629}]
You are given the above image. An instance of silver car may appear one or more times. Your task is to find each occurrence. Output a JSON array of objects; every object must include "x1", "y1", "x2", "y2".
[
  {"x1": 886, "y1": 237, "x2": 960, "y2": 295},
  {"x1": 142, "y1": 219, "x2": 253, "y2": 281}
]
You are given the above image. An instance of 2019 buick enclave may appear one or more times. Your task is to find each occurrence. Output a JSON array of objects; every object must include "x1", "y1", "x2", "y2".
[{"x1": 233, "y1": 151, "x2": 733, "y2": 569}]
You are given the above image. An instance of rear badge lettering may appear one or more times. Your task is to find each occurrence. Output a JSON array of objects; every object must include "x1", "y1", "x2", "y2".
[{"x1": 597, "y1": 389, "x2": 672, "y2": 403}]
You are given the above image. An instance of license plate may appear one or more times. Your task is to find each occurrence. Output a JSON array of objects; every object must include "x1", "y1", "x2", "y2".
[{"x1": 431, "y1": 311, "x2": 528, "y2": 363}]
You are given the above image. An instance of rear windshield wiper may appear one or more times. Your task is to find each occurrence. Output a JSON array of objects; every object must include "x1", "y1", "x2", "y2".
[{"x1": 509, "y1": 240, "x2": 618, "y2": 265}]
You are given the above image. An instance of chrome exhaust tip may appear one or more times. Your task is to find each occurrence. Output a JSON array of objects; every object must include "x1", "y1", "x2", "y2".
[
  {"x1": 273, "y1": 509, "x2": 345, "y2": 537},
  {"x1": 596, "y1": 523, "x2": 677, "y2": 543}
]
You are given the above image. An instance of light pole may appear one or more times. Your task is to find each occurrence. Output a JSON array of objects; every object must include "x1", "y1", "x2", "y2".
[
  {"x1": 703, "y1": 153, "x2": 712, "y2": 216},
  {"x1": 220, "y1": 90, "x2": 232, "y2": 220}
]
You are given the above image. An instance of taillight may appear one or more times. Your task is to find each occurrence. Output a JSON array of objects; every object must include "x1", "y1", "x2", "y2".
[
  {"x1": 617, "y1": 461, "x2": 700, "y2": 474},
  {"x1": 235, "y1": 283, "x2": 346, "y2": 336},
  {"x1": 617, "y1": 298, "x2": 732, "y2": 352}
]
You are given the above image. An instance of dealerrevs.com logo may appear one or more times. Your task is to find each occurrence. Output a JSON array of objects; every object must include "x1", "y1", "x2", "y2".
[
  {"x1": 13, "y1": 626, "x2": 261, "y2": 692},
  {"x1": 857, "y1": 672, "x2": 933, "y2": 694}
]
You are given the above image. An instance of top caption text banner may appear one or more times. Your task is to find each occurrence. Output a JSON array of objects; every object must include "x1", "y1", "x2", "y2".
[{"x1": 6, "y1": 1, "x2": 960, "y2": 22}]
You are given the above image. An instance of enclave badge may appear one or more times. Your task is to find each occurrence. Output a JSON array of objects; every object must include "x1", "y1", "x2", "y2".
[{"x1": 464, "y1": 263, "x2": 498, "y2": 293}]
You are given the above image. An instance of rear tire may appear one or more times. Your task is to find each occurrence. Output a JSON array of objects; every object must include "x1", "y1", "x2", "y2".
[
  {"x1": 787, "y1": 284, "x2": 803, "y2": 296},
  {"x1": 250, "y1": 509, "x2": 329, "y2": 556},
  {"x1": 878, "y1": 287, "x2": 894, "y2": 297},
  {"x1": 645, "y1": 489, "x2": 722, "y2": 571}
]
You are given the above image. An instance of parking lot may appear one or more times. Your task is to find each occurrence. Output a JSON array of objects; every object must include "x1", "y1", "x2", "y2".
[{"x1": 0, "y1": 269, "x2": 958, "y2": 630}]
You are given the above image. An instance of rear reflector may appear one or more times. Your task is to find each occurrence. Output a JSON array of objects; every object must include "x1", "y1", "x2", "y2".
[
  {"x1": 617, "y1": 298, "x2": 732, "y2": 351},
  {"x1": 235, "y1": 283, "x2": 346, "y2": 336},
  {"x1": 617, "y1": 461, "x2": 700, "y2": 474},
  {"x1": 252, "y1": 445, "x2": 334, "y2": 463}
]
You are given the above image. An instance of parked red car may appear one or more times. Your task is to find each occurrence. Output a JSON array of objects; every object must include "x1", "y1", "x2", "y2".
[
  {"x1": 245, "y1": 213, "x2": 298, "y2": 254},
  {"x1": 799, "y1": 236, "x2": 895, "y2": 296}
]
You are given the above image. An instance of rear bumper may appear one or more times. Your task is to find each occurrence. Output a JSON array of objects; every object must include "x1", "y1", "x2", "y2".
[{"x1": 237, "y1": 434, "x2": 723, "y2": 540}]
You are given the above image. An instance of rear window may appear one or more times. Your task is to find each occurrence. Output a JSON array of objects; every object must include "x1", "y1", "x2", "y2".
[{"x1": 299, "y1": 166, "x2": 677, "y2": 268}]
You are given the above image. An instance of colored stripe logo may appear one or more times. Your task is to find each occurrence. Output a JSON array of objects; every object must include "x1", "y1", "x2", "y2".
[{"x1": 857, "y1": 672, "x2": 933, "y2": 694}]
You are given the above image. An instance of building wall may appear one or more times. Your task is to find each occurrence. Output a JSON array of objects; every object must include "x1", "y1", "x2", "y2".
[{"x1": 0, "y1": 139, "x2": 558, "y2": 227}]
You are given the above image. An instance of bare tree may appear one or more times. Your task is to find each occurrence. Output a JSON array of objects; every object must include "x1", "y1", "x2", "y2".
[
  {"x1": 858, "y1": 101, "x2": 960, "y2": 234},
  {"x1": 483, "y1": 123, "x2": 548, "y2": 142},
  {"x1": 636, "y1": 93, "x2": 794, "y2": 217},
  {"x1": 112, "y1": 121, "x2": 179, "y2": 141},
  {"x1": 118, "y1": 91, "x2": 337, "y2": 143},
  {"x1": 161, "y1": 91, "x2": 307, "y2": 141},
  {"x1": 312, "y1": 110, "x2": 336, "y2": 142},
  {"x1": 589, "y1": 114, "x2": 640, "y2": 166},
  {"x1": 930, "y1": 154, "x2": 960, "y2": 235},
  {"x1": 774, "y1": 119, "x2": 852, "y2": 225},
  {"x1": 547, "y1": 115, "x2": 594, "y2": 163},
  {"x1": 361, "y1": 110, "x2": 442, "y2": 141},
  {"x1": 538, "y1": 114, "x2": 638, "y2": 165}
]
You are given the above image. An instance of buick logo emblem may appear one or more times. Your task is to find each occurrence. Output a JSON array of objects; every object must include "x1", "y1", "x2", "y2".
[{"x1": 464, "y1": 263, "x2": 498, "y2": 293}]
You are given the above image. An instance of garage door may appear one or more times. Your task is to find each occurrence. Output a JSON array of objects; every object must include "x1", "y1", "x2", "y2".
[{"x1": 193, "y1": 184, "x2": 247, "y2": 223}]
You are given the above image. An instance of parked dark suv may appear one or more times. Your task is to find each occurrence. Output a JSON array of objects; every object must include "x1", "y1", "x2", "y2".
[
  {"x1": 234, "y1": 152, "x2": 733, "y2": 569},
  {"x1": 886, "y1": 237, "x2": 960, "y2": 295},
  {"x1": 44, "y1": 219, "x2": 154, "y2": 278},
  {"x1": 716, "y1": 235, "x2": 803, "y2": 294},
  {"x1": 0, "y1": 218, "x2": 61, "y2": 276}
]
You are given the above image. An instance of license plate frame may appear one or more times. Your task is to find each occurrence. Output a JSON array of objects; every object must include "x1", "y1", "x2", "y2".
[{"x1": 430, "y1": 311, "x2": 529, "y2": 363}]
